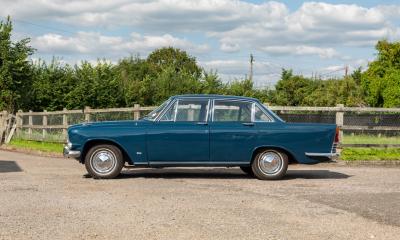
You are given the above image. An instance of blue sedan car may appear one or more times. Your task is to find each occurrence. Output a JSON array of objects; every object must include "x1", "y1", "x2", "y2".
[{"x1": 64, "y1": 95, "x2": 339, "y2": 180}]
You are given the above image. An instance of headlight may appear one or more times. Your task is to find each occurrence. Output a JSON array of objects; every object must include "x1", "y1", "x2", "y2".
[{"x1": 67, "y1": 140, "x2": 72, "y2": 148}]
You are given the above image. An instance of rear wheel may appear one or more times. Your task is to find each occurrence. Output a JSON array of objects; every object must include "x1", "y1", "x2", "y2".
[
  {"x1": 251, "y1": 149, "x2": 288, "y2": 180},
  {"x1": 85, "y1": 144, "x2": 124, "y2": 179}
]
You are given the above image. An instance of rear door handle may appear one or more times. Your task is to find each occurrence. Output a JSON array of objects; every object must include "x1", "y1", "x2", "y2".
[
  {"x1": 242, "y1": 122, "x2": 254, "y2": 126},
  {"x1": 196, "y1": 122, "x2": 208, "y2": 125}
]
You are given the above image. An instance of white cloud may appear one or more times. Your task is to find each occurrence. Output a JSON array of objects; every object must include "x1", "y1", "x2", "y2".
[
  {"x1": 3, "y1": 0, "x2": 400, "y2": 62},
  {"x1": 215, "y1": 1, "x2": 400, "y2": 56},
  {"x1": 220, "y1": 42, "x2": 240, "y2": 53},
  {"x1": 260, "y1": 45, "x2": 338, "y2": 58},
  {"x1": 32, "y1": 31, "x2": 209, "y2": 57},
  {"x1": 200, "y1": 59, "x2": 282, "y2": 85}
]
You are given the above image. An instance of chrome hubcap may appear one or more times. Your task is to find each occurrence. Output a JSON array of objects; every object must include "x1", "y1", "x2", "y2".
[
  {"x1": 258, "y1": 151, "x2": 283, "y2": 174},
  {"x1": 90, "y1": 149, "x2": 117, "y2": 174}
]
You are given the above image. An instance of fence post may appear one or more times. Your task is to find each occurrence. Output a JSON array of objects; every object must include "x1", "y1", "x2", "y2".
[
  {"x1": 133, "y1": 104, "x2": 140, "y2": 120},
  {"x1": 42, "y1": 110, "x2": 47, "y2": 140},
  {"x1": 84, "y1": 106, "x2": 91, "y2": 122},
  {"x1": 63, "y1": 108, "x2": 68, "y2": 139},
  {"x1": 335, "y1": 104, "x2": 344, "y2": 142},
  {"x1": 28, "y1": 110, "x2": 33, "y2": 140},
  {"x1": 0, "y1": 110, "x2": 6, "y2": 128},
  {"x1": 16, "y1": 110, "x2": 22, "y2": 134},
  {"x1": 0, "y1": 111, "x2": 7, "y2": 145}
]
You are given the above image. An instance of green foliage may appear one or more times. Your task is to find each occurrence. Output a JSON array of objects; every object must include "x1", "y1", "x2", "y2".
[
  {"x1": 271, "y1": 69, "x2": 365, "y2": 106},
  {"x1": 361, "y1": 40, "x2": 400, "y2": 107},
  {"x1": 0, "y1": 16, "x2": 35, "y2": 112}
]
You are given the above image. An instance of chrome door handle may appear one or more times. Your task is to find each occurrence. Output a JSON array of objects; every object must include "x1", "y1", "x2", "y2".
[
  {"x1": 242, "y1": 122, "x2": 254, "y2": 126},
  {"x1": 196, "y1": 122, "x2": 208, "y2": 125}
]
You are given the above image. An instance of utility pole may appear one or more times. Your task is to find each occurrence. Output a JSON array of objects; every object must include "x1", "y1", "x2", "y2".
[
  {"x1": 249, "y1": 54, "x2": 254, "y2": 81},
  {"x1": 345, "y1": 65, "x2": 349, "y2": 78}
]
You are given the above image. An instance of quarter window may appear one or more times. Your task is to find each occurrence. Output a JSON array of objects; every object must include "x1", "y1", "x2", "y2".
[
  {"x1": 254, "y1": 105, "x2": 272, "y2": 122},
  {"x1": 160, "y1": 99, "x2": 209, "y2": 122},
  {"x1": 213, "y1": 100, "x2": 252, "y2": 122}
]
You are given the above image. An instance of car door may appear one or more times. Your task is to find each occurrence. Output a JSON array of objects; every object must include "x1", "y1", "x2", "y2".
[
  {"x1": 209, "y1": 99, "x2": 259, "y2": 163},
  {"x1": 146, "y1": 98, "x2": 210, "y2": 164}
]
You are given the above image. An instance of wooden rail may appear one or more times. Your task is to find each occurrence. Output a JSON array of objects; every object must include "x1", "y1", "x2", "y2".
[{"x1": 1, "y1": 103, "x2": 399, "y2": 145}]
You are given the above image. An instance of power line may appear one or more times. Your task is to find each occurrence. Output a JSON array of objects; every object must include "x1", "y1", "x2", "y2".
[{"x1": 11, "y1": 18, "x2": 77, "y2": 35}]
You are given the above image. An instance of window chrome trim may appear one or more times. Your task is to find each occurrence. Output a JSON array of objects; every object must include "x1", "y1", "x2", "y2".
[
  {"x1": 156, "y1": 99, "x2": 177, "y2": 122},
  {"x1": 211, "y1": 98, "x2": 274, "y2": 123},
  {"x1": 251, "y1": 102, "x2": 255, "y2": 122},
  {"x1": 253, "y1": 102, "x2": 274, "y2": 122},
  {"x1": 157, "y1": 97, "x2": 274, "y2": 123},
  {"x1": 211, "y1": 98, "x2": 254, "y2": 122},
  {"x1": 157, "y1": 98, "x2": 210, "y2": 122},
  {"x1": 173, "y1": 99, "x2": 179, "y2": 122}
]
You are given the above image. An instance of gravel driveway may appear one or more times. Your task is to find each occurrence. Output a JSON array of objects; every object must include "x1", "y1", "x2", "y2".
[{"x1": 0, "y1": 150, "x2": 399, "y2": 240}]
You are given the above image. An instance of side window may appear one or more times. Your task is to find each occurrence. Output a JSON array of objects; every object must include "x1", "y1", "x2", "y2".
[
  {"x1": 213, "y1": 100, "x2": 252, "y2": 122},
  {"x1": 254, "y1": 104, "x2": 272, "y2": 122},
  {"x1": 160, "y1": 99, "x2": 209, "y2": 122}
]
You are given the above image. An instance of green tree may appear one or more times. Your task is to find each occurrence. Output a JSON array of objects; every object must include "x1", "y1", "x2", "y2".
[
  {"x1": 115, "y1": 56, "x2": 149, "y2": 106},
  {"x1": 146, "y1": 47, "x2": 202, "y2": 79},
  {"x1": 361, "y1": 40, "x2": 400, "y2": 107},
  {"x1": 0, "y1": 16, "x2": 34, "y2": 112},
  {"x1": 200, "y1": 70, "x2": 224, "y2": 94},
  {"x1": 272, "y1": 69, "x2": 317, "y2": 106}
]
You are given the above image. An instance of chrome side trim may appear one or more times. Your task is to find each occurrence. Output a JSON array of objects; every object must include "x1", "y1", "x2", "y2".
[
  {"x1": 63, "y1": 146, "x2": 81, "y2": 158},
  {"x1": 305, "y1": 152, "x2": 339, "y2": 159},
  {"x1": 149, "y1": 161, "x2": 249, "y2": 165}
]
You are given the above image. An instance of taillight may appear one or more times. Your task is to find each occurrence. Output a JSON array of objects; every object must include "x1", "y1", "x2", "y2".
[{"x1": 334, "y1": 127, "x2": 340, "y2": 143}]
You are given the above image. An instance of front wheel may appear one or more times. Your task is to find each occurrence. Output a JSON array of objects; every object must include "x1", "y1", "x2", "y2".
[
  {"x1": 251, "y1": 149, "x2": 288, "y2": 180},
  {"x1": 85, "y1": 144, "x2": 124, "y2": 179}
]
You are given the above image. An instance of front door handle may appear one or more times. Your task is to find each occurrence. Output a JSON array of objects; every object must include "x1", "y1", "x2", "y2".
[
  {"x1": 242, "y1": 122, "x2": 254, "y2": 126},
  {"x1": 196, "y1": 122, "x2": 208, "y2": 125}
]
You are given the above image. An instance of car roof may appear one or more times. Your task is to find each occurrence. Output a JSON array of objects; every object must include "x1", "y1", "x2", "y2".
[{"x1": 171, "y1": 94, "x2": 259, "y2": 101}]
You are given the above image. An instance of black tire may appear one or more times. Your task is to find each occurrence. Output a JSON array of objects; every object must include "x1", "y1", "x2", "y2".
[
  {"x1": 251, "y1": 149, "x2": 288, "y2": 180},
  {"x1": 84, "y1": 144, "x2": 124, "y2": 179},
  {"x1": 240, "y1": 166, "x2": 254, "y2": 176}
]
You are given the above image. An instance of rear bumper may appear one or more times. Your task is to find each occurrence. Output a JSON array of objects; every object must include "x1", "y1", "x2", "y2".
[
  {"x1": 63, "y1": 146, "x2": 81, "y2": 159},
  {"x1": 305, "y1": 152, "x2": 339, "y2": 162}
]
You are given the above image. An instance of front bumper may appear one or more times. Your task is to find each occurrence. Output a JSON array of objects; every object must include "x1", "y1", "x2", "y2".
[
  {"x1": 305, "y1": 152, "x2": 340, "y2": 162},
  {"x1": 63, "y1": 146, "x2": 81, "y2": 159}
]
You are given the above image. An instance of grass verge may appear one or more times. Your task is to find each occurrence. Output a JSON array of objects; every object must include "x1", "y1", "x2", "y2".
[
  {"x1": 341, "y1": 148, "x2": 400, "y2": 161},
  {"x1": 8, "y1": 139, "x2": 63, "y2": 153},
  {"x1": 342, "y1": 134, "x2": 400, "y2": 144}
]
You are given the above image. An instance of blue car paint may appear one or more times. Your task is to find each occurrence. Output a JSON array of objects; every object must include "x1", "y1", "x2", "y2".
[
  {"x1": 146, "y1": 121, "x2": 210, "y2": 162},
  {"x1": 66, "y1": 95, "x2": 337, "y2": 165}
]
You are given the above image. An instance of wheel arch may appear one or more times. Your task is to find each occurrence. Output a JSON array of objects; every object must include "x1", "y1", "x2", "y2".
[
  {"x1": 251, "y1": 145, "x2": 298, "y2": 164},
  {"x1": 80, "y1": 139, "x2": 133, "y2": 165}
]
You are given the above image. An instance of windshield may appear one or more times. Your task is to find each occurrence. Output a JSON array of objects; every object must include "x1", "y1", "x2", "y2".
[{"x1": 142, "y1": 99, "x2": 171, "y2": 121}]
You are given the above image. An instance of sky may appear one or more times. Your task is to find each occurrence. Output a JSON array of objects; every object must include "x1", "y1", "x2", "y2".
[{"x1": 1, "y1": 0, "x2": 400, "y2": 87}]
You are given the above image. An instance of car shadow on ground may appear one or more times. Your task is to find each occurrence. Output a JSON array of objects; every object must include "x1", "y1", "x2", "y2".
[
  {"x1": 284, "y1": 169, "x2": 350, "y2": 180},
  {"x1": 106, "y1": 168, "x2": 351, "y2": 180},
  {"x1": 118, "y1": 168, "x2": 252, "y2": 179},
  {"x1": 0, "y1": 160, "x2": 23, "y2": 173}
]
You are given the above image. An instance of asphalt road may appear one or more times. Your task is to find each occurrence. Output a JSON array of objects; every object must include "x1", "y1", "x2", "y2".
[{"x1": 0, "y1": 150, "x2": 399, "y2": 240}]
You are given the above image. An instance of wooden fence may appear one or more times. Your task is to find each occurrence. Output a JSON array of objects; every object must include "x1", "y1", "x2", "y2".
[{"x1": 2, "y1": 104, "x2": 400, "y2": 147}]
